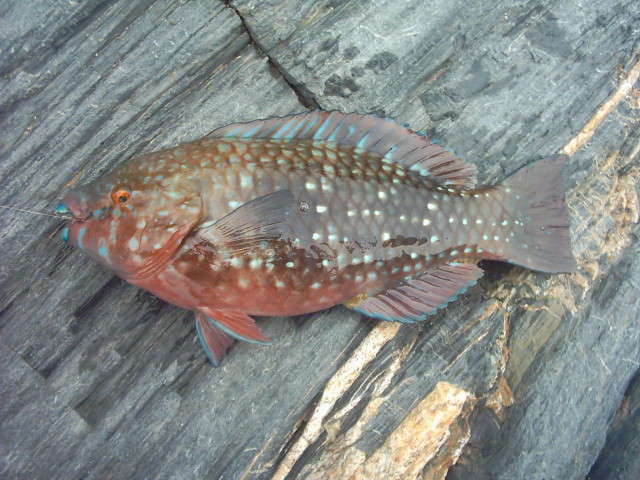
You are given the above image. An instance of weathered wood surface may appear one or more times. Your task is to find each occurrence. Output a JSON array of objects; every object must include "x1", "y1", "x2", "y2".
[{"x1": 1, "y1": 1, "x2": 639, "y2": 479}]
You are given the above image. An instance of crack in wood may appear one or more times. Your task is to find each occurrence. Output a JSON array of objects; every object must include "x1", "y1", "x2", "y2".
[{"x1": 223, "y1": 1, "x2": 321, "y2": 110}]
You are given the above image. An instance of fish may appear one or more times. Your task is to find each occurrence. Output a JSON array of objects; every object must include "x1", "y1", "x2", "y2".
[{"x1": 57, "y1": 111, "x2": 576, "y2": 365}]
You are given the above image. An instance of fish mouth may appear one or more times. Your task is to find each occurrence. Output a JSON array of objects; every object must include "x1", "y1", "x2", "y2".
[{"x1": 57, "y1": 192, "x2": 93, "y2": 222}]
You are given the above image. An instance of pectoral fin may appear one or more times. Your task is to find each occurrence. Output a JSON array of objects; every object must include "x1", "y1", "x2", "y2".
[{"x1": 195, "y1": 190, "x2": 302, "y2": 257}]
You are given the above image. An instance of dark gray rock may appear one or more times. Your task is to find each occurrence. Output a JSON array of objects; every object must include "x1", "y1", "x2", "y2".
[
  {"x1": 1, "y1": 0, "x2": 639, "y2": 479},
  {"x1": 589, "y1": 368, "x2": 640, "y2": 480}
]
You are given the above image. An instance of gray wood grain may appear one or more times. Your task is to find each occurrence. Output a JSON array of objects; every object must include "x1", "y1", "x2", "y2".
[{"x1": 1, "y1": 0, "x2": 639, "y2": 479}]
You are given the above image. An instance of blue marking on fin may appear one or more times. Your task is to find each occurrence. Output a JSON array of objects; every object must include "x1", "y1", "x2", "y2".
[
  {"x1": 207, "y1": 317, "x2": 271, "y2": 345},
  {"x1": 113, "y1": 208, "x2": 122, "y2": 217},
  {"x1": 384, "y1": 146, "x2": 398, "y2": 161},
  {"x1": 327, "y1": 128, "x2": 339, "y2": 142},
  {"x1": 98, "y1": 245, "x2": 109, "y2": 257},
  {"x1": 55, "y1": 203, "x2": 69, "y2": 214},
  {"x1": 272, "y1": 120, "x2": 294, "y2": 139},
  {"x1": 222, "y1": 128, "x2": 240, "y2": 138},
  {"x1": 285, "y1": 119, "x2": 305, "y2": 139},
  {"x1": 299, "y1": 117, "x2": 318, "y2": 136},
  {"x1": 61, "y1": 227, "x2": 69, "y2": 243},
  {"x1": 347, "y1": 125, "x2": 356, "y2": 137},
  {"x1": 77, "y1": 227, "x2": 86, "y2": 249},
  {"x1": 352, "y1": 306, "x2": 425, "y2": 324},
  {"x1": 313, "y1": 116, "x2": 333, "y2": 140},
  {"x1": 195, "y1": 318, "x2": 220, "y2": 366},
  {"x1": 155, "y1": 175, "x2": 164, "y2": 181},
  {"x1": 356, "y1": 133, "x2": 369, "y2": 149},
  {"x1": 240, "y1": 125, "x2": 261, "y2": 138}
]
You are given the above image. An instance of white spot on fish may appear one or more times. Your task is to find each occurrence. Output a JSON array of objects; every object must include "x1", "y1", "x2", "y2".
[
  {"x1": 128, "y1": 237, "x2": 139, "y2": 251},
  {"x1": 312, "y1": 232, "x2": 322, "y2": 241},
  {"x1": 352, "y1": 257, "x2": 362, "y2": 265},
  {"x1": 502, "y1": 220, "x2": 509, "y2": 226},
  {"x1": 239, "y1": 172, "x2": 253, "y2": 188},
  {"x1": 347, "y1": 210, "x2": 355, "y2": 217},
  {"x1": 249, "y1": 258, "x2": 262, "y2": 270},
  {"x1": 286, "y1": 261, "x2": 295, "y2": 268},
  {"x1": 482, "y1": 234, "x2": 489, "y2": 240},
  {"x1": 378, "y1": 191, "x2": 387, "y2": 200},
  {"x1": 410, "y1": 252, "x2": 418, "y2": 259},
  {"x1": 427, "y1": 202, "x2": 437, "y2": 211},
  {"x1": 399, "y1": 215, "x2": 407, "y2": 221},
  {"x1": 381, "y1": 232, "x2": 390, "y2": 241},
  {"x1": 316, "y1": 205, "x2": 327, "y2": 213},
  {"x1": 363, "y1": 209, "x2": 370, "y2": 216},
  {"x1": 430, "y1": 235, "x2": 439, "y2": 243},
  {"x1": 158, "y1": 210, "x2": 169, "y2": 216},
  {"x1": 476, "y1": 219, "x2": 483, "y2": 225},
  {"x1": 136, "y1": 220, "x2": 146, "y2": 229},
  {"x1": 449, "y1": 217, "x2": 455, "y2": 223},
  {"x1": 230, "y1": 257, "x2": 243, "y2": 268},
  {"x1": 275, "y1": 280, "x2": 285, "y2": 288},
  {"x1": 328, "y1": 234, "x2": 338, "y2": 242},
  {"x1": 305, "y1": 181, "x2": 317, "y2": 191},
  {"x1": 422, "y1": 218, "x2": 431, "y2": 226},
  {"x1": 451, "y1": 250, "x2": 459, "y2": 256},
  {"x1": 228, "y1": 200, "x2": 242, "y2": 209},
  {"x1": 311, "y1": 282, "x2": 321, "y2": 289},
  {"x1": 367, "y1": 272, "x2": 377, "y2": 281},
  {"x1": 464, "y1": 247, "x2": 472, "y2": 253},
  {"x1": 364, "y1": 254, "x2": 373, "y2": 263}
]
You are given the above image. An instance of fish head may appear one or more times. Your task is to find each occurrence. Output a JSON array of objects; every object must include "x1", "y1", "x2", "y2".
[{"x1": 58, "y1": 164, "x2": 202, "y2": 280}]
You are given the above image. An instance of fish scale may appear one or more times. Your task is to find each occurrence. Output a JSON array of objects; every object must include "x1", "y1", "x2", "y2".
[{"x1": 58, "y1": 111, "x2": 576, "y2": 365}]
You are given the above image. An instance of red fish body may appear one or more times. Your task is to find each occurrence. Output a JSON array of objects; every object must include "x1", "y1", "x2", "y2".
[{"x1": 59, "y1": 111, "x2": 576, "y2": 364}]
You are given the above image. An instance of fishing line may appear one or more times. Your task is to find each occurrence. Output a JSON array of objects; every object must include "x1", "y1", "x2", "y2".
[{"x1": 0, "y1": 205, "x2": 72, "y2": 220}]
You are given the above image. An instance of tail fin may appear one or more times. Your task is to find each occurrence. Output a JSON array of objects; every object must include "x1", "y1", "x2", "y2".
[{"x1": 501, "y1": 155, "x2": 576, "y2": 273}]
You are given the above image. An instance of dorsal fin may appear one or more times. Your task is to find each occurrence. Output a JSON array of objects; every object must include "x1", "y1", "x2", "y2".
[{"x1": 209, "y1": 111, "x2": 477, "y2": 188}]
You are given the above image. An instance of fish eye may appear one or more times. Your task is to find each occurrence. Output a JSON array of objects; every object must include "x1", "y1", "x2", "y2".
[{"x1": 111, "y1": 188, "x2": 131, "y2": 205}]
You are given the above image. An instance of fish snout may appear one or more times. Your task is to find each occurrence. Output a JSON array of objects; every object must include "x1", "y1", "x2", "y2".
[{"x1": 58, "y1": 192, "x2": 90, "y2": 221}]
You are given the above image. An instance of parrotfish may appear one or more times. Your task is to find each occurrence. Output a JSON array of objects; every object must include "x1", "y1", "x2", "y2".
[{"x1": 58, "y1": 111, "x2": 576, "y2": 365}]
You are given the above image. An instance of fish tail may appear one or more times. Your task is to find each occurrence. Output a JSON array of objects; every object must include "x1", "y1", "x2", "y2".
[{"x1": 499, "y1": 155, "x2": 577, "y2": 273}]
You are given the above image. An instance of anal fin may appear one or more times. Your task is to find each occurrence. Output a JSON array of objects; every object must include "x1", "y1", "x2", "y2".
[{"x1": 347, "y1": 263, "x2": 483, "y2": 322}]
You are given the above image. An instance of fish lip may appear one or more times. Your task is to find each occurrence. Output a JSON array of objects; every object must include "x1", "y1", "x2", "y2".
[{"x1": 60, "y1": 193, "x2": 91, "y2": 222}]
